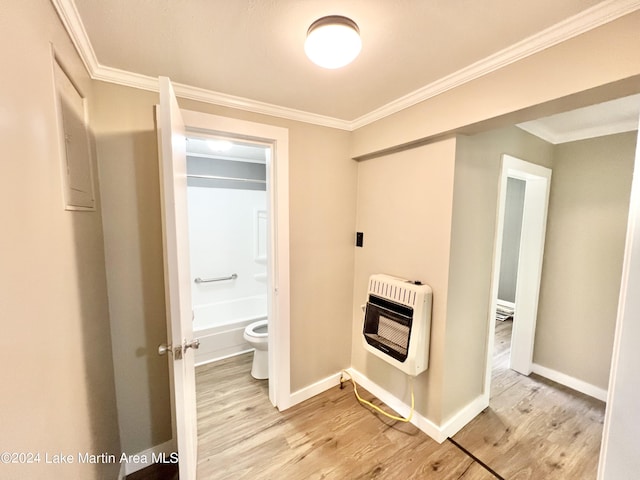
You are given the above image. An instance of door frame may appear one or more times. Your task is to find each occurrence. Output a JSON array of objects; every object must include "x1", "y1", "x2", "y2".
[
  {"x1": 181, "y1": 109, "x2": 291, "y2": 409},
  {"x1": 484, "y1": 155, "x2": 552, "y2": 397}
]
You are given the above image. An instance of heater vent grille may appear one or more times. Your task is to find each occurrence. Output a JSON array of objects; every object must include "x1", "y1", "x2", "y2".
[
  {"x1": 363, "y1": 274, "x2": 432, "y2": 375},
  {"x1": 369, "y1": 277, "x2": 416, "y2": 306}
]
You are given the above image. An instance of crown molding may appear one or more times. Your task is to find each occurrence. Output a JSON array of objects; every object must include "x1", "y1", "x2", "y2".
[
  {"x1": 50, "y1": 0, "x2": 100, "y2": 76},
  {"x1": 517, "y1": 117, "x2": 638, "y2": 144},
  {"x1": 350, "y1": 0, "x2": 640, "y2": 129},
  {"x1": 90, "y1": 63, "x2": 353, "y2": 130},
  {"x1": 171, "y1": 81, "x2": 353, "y2": 130},
  {"x1": 51, "y1": 0, "x2": 640, "y2": 132}
]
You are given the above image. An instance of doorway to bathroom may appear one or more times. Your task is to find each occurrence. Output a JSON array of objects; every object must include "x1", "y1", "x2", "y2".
[
  {"x1": 186, "y1": 136, "x2": 270, "y2": 368},
  {"x1": 157, "y1": 81, "x2": 291, "y2": 477},
  {"x1": 179, "y1": 109, "x2": 291, "y2": 411}
]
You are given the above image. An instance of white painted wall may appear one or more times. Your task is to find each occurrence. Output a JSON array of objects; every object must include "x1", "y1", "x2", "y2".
[{"x1": 188, "y1": 186, "x2": 267, "y2": 327}]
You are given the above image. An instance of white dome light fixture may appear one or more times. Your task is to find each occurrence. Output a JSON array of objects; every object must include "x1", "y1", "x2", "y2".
[{"x1": 304, "y1": 15, "x2": 361, "y2": 69}]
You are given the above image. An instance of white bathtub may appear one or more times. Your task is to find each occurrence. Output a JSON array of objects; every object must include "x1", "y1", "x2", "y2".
[{"x1": 193, "y1": 295, "x2": 267, "y2": 366}]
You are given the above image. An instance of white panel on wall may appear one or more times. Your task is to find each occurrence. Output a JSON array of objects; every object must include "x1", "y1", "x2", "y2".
[{"x1": 52, "y1": 55, "x2": 95, "y2": 211}]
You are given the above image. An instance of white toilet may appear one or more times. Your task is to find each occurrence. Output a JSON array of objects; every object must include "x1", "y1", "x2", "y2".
[{"x1": 243, "y1": 319, "x2": 268, "y2": 379}]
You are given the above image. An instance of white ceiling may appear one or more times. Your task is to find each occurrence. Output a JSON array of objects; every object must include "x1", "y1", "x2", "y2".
[
  {"x1": 57, "y1": 0, "x2": 640, "y2": 134},
  {"x1": 518, "y1": 94, "x2": 640, "y2": 144}
]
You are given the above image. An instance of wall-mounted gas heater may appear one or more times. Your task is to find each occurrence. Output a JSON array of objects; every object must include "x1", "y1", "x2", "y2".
[{"x1": 363, "y1": 274, "x2": 432, "y2": 376}]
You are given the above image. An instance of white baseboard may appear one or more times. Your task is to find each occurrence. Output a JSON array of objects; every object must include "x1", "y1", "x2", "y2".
[
  {"x1": 287, "y1": 371, "x2": 343, "y2": 408},
  {"x1": 346, "y1": 368, "x2": 485, "y2": 443},
  {"x1": 531, "y1": 363, "x2": 608, "y2": 402},
  {"x1": 122, "y1": 439, "x2": 177, "y2": 476},
  {"x1": 439, "y1": 394, "x2": 487, "y2": 439},
  {"x1": 346, "y1": 368, "x2": 445, "y2": 442}
]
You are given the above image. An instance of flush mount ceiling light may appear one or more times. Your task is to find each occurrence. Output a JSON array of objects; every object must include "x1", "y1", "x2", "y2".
[{"x1": 304, "y1": 15, "x2": 361, "y2": 69}]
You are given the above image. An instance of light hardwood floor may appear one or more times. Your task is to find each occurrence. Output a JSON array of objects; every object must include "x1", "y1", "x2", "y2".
[
  {"x1": 452, "y1": 320, "x2": 606, "y2": 480},
  {"x1": 195, "y1": 321, "x2": 605, "y2": 479},
  {"x1": 196, "y1": 355, "x2": 494, "y2": 480}
]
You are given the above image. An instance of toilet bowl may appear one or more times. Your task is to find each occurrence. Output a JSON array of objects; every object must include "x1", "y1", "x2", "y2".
[{"x1": 243, "y1": 319, "x2": 268, "y2": 379}]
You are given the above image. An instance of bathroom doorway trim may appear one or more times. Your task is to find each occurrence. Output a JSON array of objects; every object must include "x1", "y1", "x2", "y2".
[{"x1": 181, "y1": 109, "x2": 291, "y2": 409}]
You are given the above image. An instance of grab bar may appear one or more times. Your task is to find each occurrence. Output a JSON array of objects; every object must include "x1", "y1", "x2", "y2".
[{"x1": 194, "y1": 273, "x2": 238, "y2": 284}]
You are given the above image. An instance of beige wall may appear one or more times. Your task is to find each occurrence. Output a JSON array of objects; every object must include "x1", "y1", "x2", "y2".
[
  {"x1": 350, "y1": 126, "x2": 564, "y2": 426},
  {"x1": 535, "y1": 132, "x2": 636, "y2": 389},
  {"x1": 351, "y1": 138, "x2": 457, "y2": 423},
  {"x1": 179, "y1": 99, "x2": 358, "y2": 393},
  {"x1": 0, "y1": 1, "x2": 120, "y2": 478},
  {"x1": 445, "y1": 126, "x2": 554, "y2": 421},
  {"x1": 91, "y1": 83, "x2": 173, "y2": 454},
  {"x1": 177, "y1": 100, "x2": 357, "y2": 393},
  {"x1": 351, "y1": 11, "x2": 640, "y2": 158},
  {"x1": 92, "y1": 81, "x2": 357, "y2": 453}
]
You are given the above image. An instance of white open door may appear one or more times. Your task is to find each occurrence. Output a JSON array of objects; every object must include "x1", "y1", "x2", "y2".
[
  {"x1": 157, "y1": 76, "x2": 198, "y2": 479},
  {"x1": 485, "y1": 155, "x2": 551, "y2": 399},
  {"x1": 509, "y1": 163, "x2": 551, "y2": 375}
]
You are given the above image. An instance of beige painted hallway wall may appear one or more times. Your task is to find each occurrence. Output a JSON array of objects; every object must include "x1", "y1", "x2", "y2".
[
  {"x1": 92, "y1": 81, "x2": 357, "y2": 454},
  {"x1": 349, "y1": 124, "x2": 629, "y2": 428},
  {"x1": 0, "y1": 1, "x2": 120, "y2": 479},
  {"x1": 349, "y1": 125, "x2": 550, "y2": 426},
  {"x1": 351, "y1": 138, "x2": 457, "y2": 424},
  {"x1": 535, "y1": 131, "x2": 636, "y2": 390},
  {"x1": 91, "y1": 83, "x2": 173, "y2": 455},
  {"x1": 177, "y1": 99, "x2": 358, "y2": 394},
  {"x1": 445, "y1": 126, "x2": 554, "y2": 421}
]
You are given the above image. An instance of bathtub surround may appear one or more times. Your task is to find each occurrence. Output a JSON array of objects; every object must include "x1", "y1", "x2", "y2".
[
  {"x1": 187, "y1": 161, "x2": 270, "y2": 364},
  {"x1": 187, "y1": 187, "x2": 267, "y2": 309},
  {"x1": 192, "y1": 296, "x2": 267, "y2": 365}
]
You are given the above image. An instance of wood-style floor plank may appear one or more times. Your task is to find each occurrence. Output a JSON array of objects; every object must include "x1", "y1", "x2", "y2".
[
  {"x1": 452, "y1": 320, "x2": 605, "y2": 480},
  {"x1": 196, "y1": 354, "x2": 494, "y2": 480},
  {"x1": 196, "y1": 321, "x2": 604, "y2": 480}
]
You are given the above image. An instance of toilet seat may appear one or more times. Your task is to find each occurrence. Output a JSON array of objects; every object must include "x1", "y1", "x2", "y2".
[
  {"x1": 245, "y1": 319, "x2": 268, "y2": 338},
  {"x1": 244, "y1": 319, "x2": 269, "y2": 379}
]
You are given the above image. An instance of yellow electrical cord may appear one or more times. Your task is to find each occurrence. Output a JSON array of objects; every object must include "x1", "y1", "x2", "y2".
[{"x1": 340, "y1": 370, "x2": 414, "y2": 423}]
